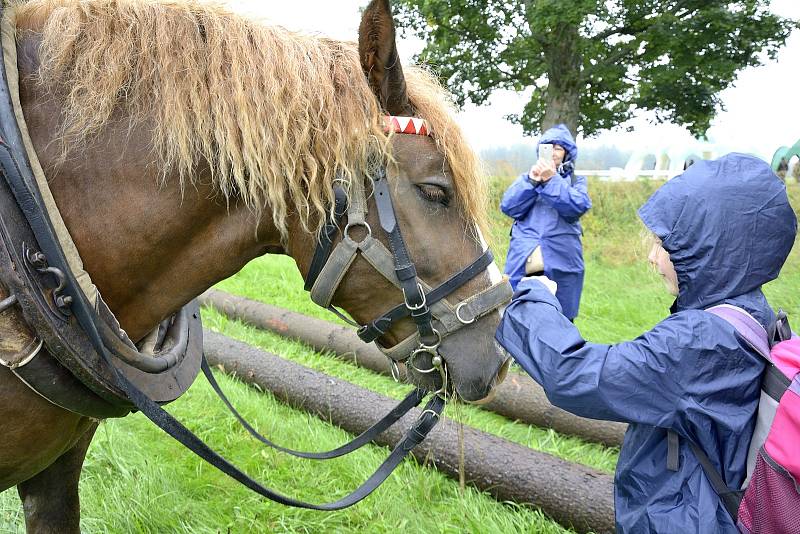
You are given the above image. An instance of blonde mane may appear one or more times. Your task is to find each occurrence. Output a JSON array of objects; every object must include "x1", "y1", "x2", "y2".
[{"x1": 12, "y1": 0, "x2": 488, "y2": 240}]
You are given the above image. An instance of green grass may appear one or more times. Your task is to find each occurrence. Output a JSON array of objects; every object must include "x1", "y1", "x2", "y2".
[
  {"x1": 3, "y1": 178, "x2": 798, "y2": 533},
  {"x1": 2, "y1": 371, "x2": 569, "y2": 533}
]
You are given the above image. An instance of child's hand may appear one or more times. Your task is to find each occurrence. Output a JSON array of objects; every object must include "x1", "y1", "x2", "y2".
[
  {"x1": 529, "y1": 159, "x2": 556, "y2": 183},
  {"x1": 521, "y1": 275, "x2": 558, "y2": 296}
]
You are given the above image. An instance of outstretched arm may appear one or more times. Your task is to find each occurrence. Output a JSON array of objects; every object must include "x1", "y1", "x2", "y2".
[{"x1": 495, "y1": 278, "x2": 760, "y2": 433}]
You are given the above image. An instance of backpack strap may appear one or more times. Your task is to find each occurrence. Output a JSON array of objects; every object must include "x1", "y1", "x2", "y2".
[
  {"x1": 707, "y1": 304, "x2": 789, "y2": 402},
  {"x1": 665, "y1": 429, "x2": 744, "y2": 521},
  {"x1": 706, "y1": 304, "x2": 771, "y2": 361},
  {"x1": 688, "y1": 439, "x2": 744, "y2": 521}
]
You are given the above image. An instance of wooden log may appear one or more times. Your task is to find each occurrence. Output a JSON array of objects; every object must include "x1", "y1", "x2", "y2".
[
  {"x1": 200, "y1": 289, "x2": 627, "y2": 447},
  {"x1": 204, "y1": 331, "x2": 616, "y2": 534}
]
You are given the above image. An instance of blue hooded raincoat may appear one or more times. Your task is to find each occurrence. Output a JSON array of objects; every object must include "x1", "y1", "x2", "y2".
[
  {"x1": 496, "y1": 154, "x2": 797, "y2": 533},
  {"x1": 501, "y1": 124, "x2": 591, "y2": 319}
]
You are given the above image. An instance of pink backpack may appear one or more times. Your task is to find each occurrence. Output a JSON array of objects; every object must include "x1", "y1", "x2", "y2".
[{"x1": 703, "y1": 305, "x2": 800, "y2": 533}]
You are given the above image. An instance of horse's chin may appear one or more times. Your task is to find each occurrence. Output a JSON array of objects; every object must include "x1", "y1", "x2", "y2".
[
  {"x1": 464, "y1": 387, "x2": 498, "y2": 405},
  {"x1": 463, "y1": 356, "x2": 510, "y2": 405}
]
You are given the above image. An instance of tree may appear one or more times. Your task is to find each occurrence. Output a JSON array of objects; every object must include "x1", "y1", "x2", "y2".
[{"x1": 394, "y1": 0, "x2": 797, "y2": 137}]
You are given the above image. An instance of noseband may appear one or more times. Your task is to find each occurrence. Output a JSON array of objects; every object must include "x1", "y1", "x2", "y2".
[{"x1": 304, "y1": 116, "x2": 512, "y2": 393}]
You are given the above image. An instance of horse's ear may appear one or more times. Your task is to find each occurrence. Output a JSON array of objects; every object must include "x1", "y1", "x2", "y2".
[{"x1": 358, "y1": 0, "x2": 413, "y2": 116}]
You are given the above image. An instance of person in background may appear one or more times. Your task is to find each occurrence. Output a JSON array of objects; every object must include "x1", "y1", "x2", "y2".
[
  {"x1": 500, "y1": 124, "x2": 591, "y2": 321},
  {"x1": 496, "y1": 154, "x2": 797, "y2": 533}
]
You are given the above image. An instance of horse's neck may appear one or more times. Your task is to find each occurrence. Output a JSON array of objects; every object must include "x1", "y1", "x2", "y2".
[{"x1": 17, "y1": 50, "x2": 287, "y2": 341}]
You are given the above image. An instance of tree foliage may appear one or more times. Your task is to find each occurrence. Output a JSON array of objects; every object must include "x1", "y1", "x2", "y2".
[{"x1": 394, "y1": 0, "x2": 797, "y2": 137}]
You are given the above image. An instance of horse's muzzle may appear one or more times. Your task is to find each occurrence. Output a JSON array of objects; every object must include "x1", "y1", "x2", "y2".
[{"x1": 404, "y1": 332, "x2": 510, "y2": 403}]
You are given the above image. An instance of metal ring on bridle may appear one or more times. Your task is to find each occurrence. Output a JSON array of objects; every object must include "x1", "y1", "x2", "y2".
[
  {"x1": 454, "y1": 301, "x2": 475, "y2": 325},
  {"x1": 344, "y1": 221, "x2": 372, "y2": 242},
  {"x1": 408, "y1": 349, "x2": 440, "y2": 374},
  {"x1": 407, "y1": 350, "x2": 448, "y2": 397},
  {"x1": 417, "y1": 328, "x2": 441, "y2": 351},
  {"x1": 389, "y1": 359, "x2": 401, "y2": 382}
]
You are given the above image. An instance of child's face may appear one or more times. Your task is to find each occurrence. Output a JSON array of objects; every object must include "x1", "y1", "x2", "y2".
[{"x1": 648, "y1": 242, "x2": 679, "y2": 296}]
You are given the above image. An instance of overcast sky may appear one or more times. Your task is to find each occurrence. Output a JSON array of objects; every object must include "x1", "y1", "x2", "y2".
[{"x1": 228, "y1": 0, "x2": 799, "y2": 160}]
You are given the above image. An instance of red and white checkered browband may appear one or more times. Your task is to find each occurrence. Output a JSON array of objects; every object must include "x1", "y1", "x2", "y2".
[{"x1": 384, "y1": 116, "x2": 432, "y2": 136}]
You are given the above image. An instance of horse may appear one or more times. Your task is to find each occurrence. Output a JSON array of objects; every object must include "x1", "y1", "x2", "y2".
[{"x1": 0, "y1": 0, "x2": 510, "y2": 531}]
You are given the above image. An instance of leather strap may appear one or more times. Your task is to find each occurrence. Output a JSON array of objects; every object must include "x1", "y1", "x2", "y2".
[
  {"x1": 358, "y1": 249, "x2": 495, "y2": 344},
  {"x1": 203, "y1": 357, "x2": 427, "y2": 459},
  {"x1": 310, "y1": 236, "x2": 360, "y2": 307},
  {"x1": 304, "y1": 185, "x2": 348, "y2": 291},
  {"x1": 373, "y1": 175, "x2": 434, "y2": 343}
]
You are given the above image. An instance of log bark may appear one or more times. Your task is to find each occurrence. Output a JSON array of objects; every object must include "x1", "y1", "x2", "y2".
[
  {"x1": 200, "y1": 289, "x2": 627, "y2": 447},
  {"x1": 204, "y1": 331, "x2": 616, "y2": 534}
]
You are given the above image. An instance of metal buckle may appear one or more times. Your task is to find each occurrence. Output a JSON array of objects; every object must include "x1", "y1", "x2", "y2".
[
  {"x1": 389, "y1": 359, "x2": 401, "y2": 382},
  {"x1": 419, "y1": 408, "x2": 441, "y2": 420},
  {"x1": 402, "y1": 282, "x2": 427, "y2": 311}
]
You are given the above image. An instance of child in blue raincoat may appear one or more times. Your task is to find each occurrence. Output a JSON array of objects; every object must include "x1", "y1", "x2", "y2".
[
  {"x1": 496, "y1": 154, "x2": 797, "y2": 533},
  {"x1": 501, "y1": 124, "x2": 591, "y2": 320}
]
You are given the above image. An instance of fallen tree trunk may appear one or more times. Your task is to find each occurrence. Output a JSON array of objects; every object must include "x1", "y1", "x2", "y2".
[
  {"x1": 204, "y1": 331, "x2": 616, "y2": 534},
  {"x1": 201, "y1": 289, "x2": 627, "y2": 447}
]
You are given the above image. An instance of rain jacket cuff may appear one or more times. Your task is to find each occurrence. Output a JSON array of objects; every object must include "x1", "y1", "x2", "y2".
[{"x1": 513, "y1": 277, "x2": 563, "y2": 313}]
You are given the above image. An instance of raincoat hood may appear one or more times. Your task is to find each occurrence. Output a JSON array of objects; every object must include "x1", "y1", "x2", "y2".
[
  {"x1": 638, "y1": 153, "x2": 797, "y2": 311},
  {"x1": 539, "y1": 124, "x2": 578, "y2": 163}
]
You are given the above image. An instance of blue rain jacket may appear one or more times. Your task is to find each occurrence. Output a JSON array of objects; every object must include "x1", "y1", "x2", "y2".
[
  {"x1": 501, "y1": 124, "x2": 591, "y2": 319},
  {"x1": 496, "y1": 154, "x2": 797, "y2": 533}
]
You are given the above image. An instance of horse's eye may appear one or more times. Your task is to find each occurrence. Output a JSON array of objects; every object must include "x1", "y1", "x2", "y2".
[{"x1": 417, "y1": 184, "x2": 449, "y2": 206}]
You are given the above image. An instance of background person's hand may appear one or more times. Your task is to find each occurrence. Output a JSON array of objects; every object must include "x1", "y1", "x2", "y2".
[{"x1": 529, "y1": 158, "x2": 556, "y2": 183}]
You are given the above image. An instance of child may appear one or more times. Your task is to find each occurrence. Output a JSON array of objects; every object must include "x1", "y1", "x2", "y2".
[{"x1": 496, "y1": 154, "x2": 797, "y2": 533}]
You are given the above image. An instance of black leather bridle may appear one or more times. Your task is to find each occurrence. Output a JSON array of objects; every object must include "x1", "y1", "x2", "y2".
[{"x1": 303, "y1": 161, "x2": 510, "y2": 392}]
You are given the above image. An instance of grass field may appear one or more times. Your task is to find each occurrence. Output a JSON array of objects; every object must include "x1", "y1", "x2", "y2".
[{"x1": 2, "y1": 178, "x2": 798, "y2": 533}]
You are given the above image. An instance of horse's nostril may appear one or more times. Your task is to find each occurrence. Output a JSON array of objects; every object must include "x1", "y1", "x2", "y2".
[{"x1": 497, "y1": 357, "x2": 511, "y2": 385}]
